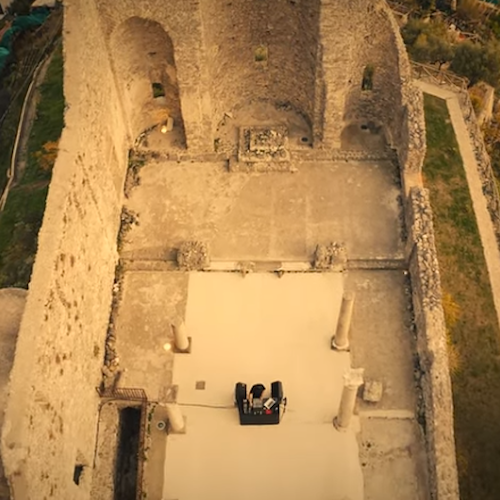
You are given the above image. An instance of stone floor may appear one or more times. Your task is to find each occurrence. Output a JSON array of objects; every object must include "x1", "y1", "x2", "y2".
[
  {"x1": 121, "y1": 159, "x2": 404, "y2": 262},
  {"x1": 108, "y1": 156, "x2": 430, "y2": 499}
]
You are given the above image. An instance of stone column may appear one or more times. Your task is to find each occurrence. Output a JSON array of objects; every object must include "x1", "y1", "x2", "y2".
[
  {"x1": 172, "y1": 320, "x2": 190, "y2": 352},
  {"x1": 334, "y1": 368, "x2": 364, "y2": 431},
  {"x1": 165, "y1": 403, "x2": 186, "y2": 433},
  {"x1": 332, "y1": 291, "x2": 355, "y2": 350}
]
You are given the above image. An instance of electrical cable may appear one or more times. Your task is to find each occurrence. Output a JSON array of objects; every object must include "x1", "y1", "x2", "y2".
[{"x1": 177, "y1": 402, "x2": 235, "y2": 409}]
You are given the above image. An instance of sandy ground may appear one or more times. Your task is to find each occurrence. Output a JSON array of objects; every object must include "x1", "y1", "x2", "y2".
[{"x1": 0, "y1": 288, "x2": 27, "y2": 499}]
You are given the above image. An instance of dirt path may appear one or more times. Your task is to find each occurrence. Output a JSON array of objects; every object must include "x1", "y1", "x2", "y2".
[
  {"x1": 0, "y1": 52, "x2": 53, "y2": 213},
  {"x1": 415, "y1": 80, "x2": 500, "y2": 330}
]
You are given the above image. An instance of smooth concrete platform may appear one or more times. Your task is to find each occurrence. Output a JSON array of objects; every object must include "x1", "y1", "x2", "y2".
[{"x1": 163, "y1": 272, "x2": 364, "y2": 500}]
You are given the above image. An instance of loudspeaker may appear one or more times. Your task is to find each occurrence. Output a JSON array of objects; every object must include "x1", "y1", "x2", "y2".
[
  {"x1": 271, "y1": 381, "x2": 283, "y2": 402},
  {"x1": 235, "y1": 382, "x2": 247, "y2": 404}
]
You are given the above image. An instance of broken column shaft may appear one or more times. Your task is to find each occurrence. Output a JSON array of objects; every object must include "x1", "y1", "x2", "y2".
[
  {"x1": 172, "y1": 320, "x2": 190, "y2": 352},
  {"x1": 334, "y1": 368, "x2": 364, "y2": 431},
  {"x1": 332, "y1": 291, "x2": 355, "y2": 350}
]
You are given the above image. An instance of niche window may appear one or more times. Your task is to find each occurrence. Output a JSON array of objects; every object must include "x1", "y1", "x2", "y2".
[
  {"x1": 152, "y1": 82, "x2": 165, "y2": 98},
  {"x1": 254, "y1": 45, "x2": 268, "y2": 63},
  {"x1": 361, "y1": 65, "x2": 374, "y2": 91},
  {"x1": 73, "y1": 464, "x2": 85, "y2": 485}
]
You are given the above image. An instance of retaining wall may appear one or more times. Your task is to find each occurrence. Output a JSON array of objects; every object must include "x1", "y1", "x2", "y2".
[
  {"x1": 406, "y1": 187, "x2": 460, "y2": 500},
  {"x1": 1, "y1": 1, "x2": 129, "y2": 498}
]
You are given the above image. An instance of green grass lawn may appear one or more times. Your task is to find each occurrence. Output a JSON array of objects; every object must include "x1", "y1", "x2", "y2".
[
  {"x1": 0, "y1": 44, "x2": 63, "y2": 288},
  {"x1": 423, "y1": 94, "x2": 500, "y2": 500}
]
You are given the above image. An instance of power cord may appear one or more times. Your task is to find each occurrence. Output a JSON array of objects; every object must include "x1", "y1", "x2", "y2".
[{"x1": 177, "y1": 402, "x2": 235, "y2": 409}]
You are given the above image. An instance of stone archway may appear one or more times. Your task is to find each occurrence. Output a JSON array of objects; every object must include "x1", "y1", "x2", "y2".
[{"x1": 110, "y1": 17, "x2": 185, "y2": 148}]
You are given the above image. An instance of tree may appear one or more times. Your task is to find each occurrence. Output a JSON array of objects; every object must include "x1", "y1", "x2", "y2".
[
  {"x1": 450, "y1": 40, "x2": 500, "y2": 87},
  {"x1": 7, "y1": 0, "x2": 32, "y2": 16},
  {"x1": 402, "y1": 18, "x2": 455, "y2": 67}
]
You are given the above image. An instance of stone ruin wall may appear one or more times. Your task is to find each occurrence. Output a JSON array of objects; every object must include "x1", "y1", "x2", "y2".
[
  {"x1": 96, "y1": 0, "x2": 213, "y2": 152},
  {"x1": 1, "y1": 1, "x2": 130, "y2": 499},
  {"x1": 406, "y1": 188, "x2": 460, "y2": 500},
  {"x1": 317, "y1": 0, "x2": 426, "y2": 174},
  {"x1": 200, "y1": 0, "x2": 322, "y2": 135},
  {"x1": 338, "y1": 0, "x2": 426, "y2": 179}
]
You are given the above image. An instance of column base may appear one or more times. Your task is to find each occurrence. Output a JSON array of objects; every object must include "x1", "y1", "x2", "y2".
[
  {"x1": 331, "y1": 336, "x2": 349, "y2": 351},
  {"x1": 174, "y1": 337, "x2": 192, "y2": 353},
  {"x1": 333, "y1": 416, "x2": 348, "y2": 432}
]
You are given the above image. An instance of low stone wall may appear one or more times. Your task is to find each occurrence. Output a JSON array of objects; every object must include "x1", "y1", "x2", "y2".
[
  {"x1": 457, "y1": 90, "x2": 500, "y2": 248},
  {"x1": 406, "y1": 187, "x2": 460, "y2": 500},
  {"x1": 410, "y1": 63, "x2": 500, "y2": 250}
]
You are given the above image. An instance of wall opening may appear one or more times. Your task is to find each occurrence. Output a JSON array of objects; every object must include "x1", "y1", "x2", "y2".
[
  {"x1": 152, "y1": 82, "x2": 165, "y2": 98},
  {"x1": 362, "y1": 65, "x2": 375, "y2": 91},
  {"x1": 73, "y1": 465, "x2": 85, "y2": 485},
  {"x1": 254, "y1": 45, "x2": 268, "y2": 63},
  {"x1": 113, "y1": 406, "x2": 141, "y2": 500}
]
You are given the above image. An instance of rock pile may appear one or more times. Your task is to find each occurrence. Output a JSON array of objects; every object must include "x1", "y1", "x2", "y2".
[
  {"x1": 409, "y1": 187, "x2": 443, "y2": 310},
  {"x1": 312, "y1": 242, "x2": 347, "y2": 270},
  {"x1": 101, "y1": 273, "x2": 124, "y2": 391},
  {"x1": 177, "y1": 241, "x2": 210, "y2": 270}
]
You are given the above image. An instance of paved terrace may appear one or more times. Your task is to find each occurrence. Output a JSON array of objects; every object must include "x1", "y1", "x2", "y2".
[{"x1": 111, "y1": 153, "x2": 430, "y2": 500}]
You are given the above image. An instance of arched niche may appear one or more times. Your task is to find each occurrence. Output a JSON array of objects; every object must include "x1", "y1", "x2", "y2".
[{"x1": 109, "y1": 17, "x2": 185, "y2": 147}]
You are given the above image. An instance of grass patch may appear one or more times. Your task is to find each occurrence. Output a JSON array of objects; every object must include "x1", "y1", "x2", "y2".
[
  {"x1": 0, "y1": 97, "x2": 23, "y2": 194},
  {"x1": 0, "y1": 45, "x2": 63, "y2": 288},
  {"x1": 423, "y1": 94, "x2": 500, "y2": 500}
]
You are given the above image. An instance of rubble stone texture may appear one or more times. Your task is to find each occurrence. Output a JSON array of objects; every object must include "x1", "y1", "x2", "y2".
[
  {"x1": 363, "y1": 380, "x2": 383, "y2": 403},
  {"x1": 313, "y1": 242, "x2": 348, "y2": 270},
  {"x1": 406, "y1": 187, "x2": 460, "y2": 500},
  {"x1": 0, "y1": 1, "x2": 457, "y2": 500},
  {"x1": 176, "y1": 241, "x2": 210, "y2": 271}
]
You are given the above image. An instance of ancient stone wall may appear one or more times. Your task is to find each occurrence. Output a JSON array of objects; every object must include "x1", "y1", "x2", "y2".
[
  {"x1": 200, "y1": 0, "x2": 321, "y2": 135},
  {"x1": 1, "y1": 1, "x2": 129, "y2": 499},
  {"x1": 95, "y1": 0, "x2": 213, "y2": 152},
  {"x1": 319, "y1": 0, "x2": 426, "y2": 171},
  {"x1": 406, "y1": 187, "x2": 460, "y2": 500},
  {"x1": 345, "y1": 1, "x2": 426, "y2": 178}
]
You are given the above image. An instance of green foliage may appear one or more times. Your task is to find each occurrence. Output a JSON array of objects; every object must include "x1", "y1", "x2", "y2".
[
  {"x1": 402, "y1": 18, "x2": 455, "y2": 67},
  {"x1": 0, "y1": 46, "x2": 63, "y2": 288},
  {"x1": 487, "y1": 12, "x2": 500, "y2": 39},
  {"x1": 152, "y1": 82, "x2": 165, "y2": 98},
  {"x1": 23, "y1": 46, "x2": 64, "y2": 184},
  {"x1": 7, "y1": 0, "x2": 33, "y2": 16},
  {"x1": 450, "y1": 40, "x2": 500, "y2": 86},
  {"x1": 423, "y1": 94, "x2": 500, "y2": 500}
]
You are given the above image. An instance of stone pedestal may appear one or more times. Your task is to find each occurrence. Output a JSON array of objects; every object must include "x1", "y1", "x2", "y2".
[
  {"x1": 332, "y1": 291, "x2": 355, "y2": 350},
  {"x1": 334, "y1": 368, "x2": 364, "y2": 431},
  {"x1": 172, "y1": 320, "x2": 191, "y2": 352}
]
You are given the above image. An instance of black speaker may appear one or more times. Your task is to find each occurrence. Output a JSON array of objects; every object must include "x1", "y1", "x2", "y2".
[
  {"x1": 235, "y1": 382, "x2": 247, "y2": 404},
  {"x1": 271, "y1": 381, "x2": 283, "y2": 402}
]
